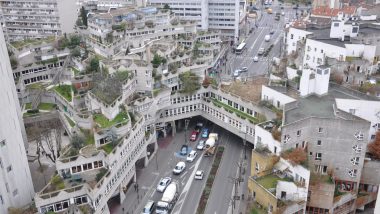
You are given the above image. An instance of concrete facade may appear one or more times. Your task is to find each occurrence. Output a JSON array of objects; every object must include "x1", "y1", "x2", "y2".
[{"x1": 0, "y1": 25, "x2": 35, "y2": 213}]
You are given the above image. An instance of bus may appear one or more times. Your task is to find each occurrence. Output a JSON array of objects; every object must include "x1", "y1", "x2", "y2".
[{"x1": 235, "y1": 42, "x2": 246, "y2": 55}]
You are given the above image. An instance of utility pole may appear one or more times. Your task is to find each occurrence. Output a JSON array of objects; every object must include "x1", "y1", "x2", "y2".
[{"x1": 184, "y1": 119, "x2": 190, "y2": 144}]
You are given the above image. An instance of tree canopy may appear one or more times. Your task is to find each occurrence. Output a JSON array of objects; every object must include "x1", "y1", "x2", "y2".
[
  {"x1": 368, "y1": 131, "x2": 380, "y2": 159},
  {"x1": 179, "y1": 71, "x2": 200, "y2": 94}
]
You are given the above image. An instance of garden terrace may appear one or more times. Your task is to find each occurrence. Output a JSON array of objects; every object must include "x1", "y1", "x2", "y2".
[
  {"x1": 211, "y1": 98, "x2": 261, "y2": 124},
  {"x1": 93, "y1": 111, "x2": 129, "y2": 129},
  {"x1": 220, "y1": 77, "x2": 269, "y2": 104},
  {"x1": 10, "y1": 36, "x2": 56, "y2": 49},
  {"x1": 255, "y1": 174, "x2": 292, "y2": 192},
  {"x1": 258, "y1": 120, "x2": 282, "y2": 133},
  {"x1": 54, "y1": 85, "x2": 73, "y2": 102}
]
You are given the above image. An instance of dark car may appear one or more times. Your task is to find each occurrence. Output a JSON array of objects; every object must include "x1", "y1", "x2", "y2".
[{"x1": 180, "y1": 145, "x2": 188, "y2": 155}]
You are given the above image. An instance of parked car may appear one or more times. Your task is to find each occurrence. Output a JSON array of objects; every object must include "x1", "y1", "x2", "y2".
[
  {"x1": 253, "y1": 56, "x2": 259, "y2": 62},
  {"x1": 240, "y1": 67, "x2": 248, "y2": 72},
  {"x1": 186, "y1": 150, "x2": 198, "y2": 162},
  {"x1": 142, "y1": 200, "x2": 155, "y2": 214},
  {"x1": 197, "y1": 140, "x2": 206, "y2": 150},
  {"x1": 233, "y1": 69, "x2": 240, "y2": 77},
  {"x1": 258, "y1": 48, "x2": 265, "y2": 55},
  {"x1": 156, "y1": 177, "x2": 172, "y2": 192},
  {"x1": 281, "y1": 11, "x2": 285, "y2": 16},
  {"x1": 173, "y1": 161, "x2": 186, "y2": 175},
  {"x1": 180, "y1": 145, "x2": 188, "y2": 155},
  {"x1": 201, "y1": 128, "x2": 209, "y2": 138},
  {"x1": 190, "y1": 131, "x2": 198, "y2": 141},
  {"x1": 270, "y1": 29, "x2": 275, "y2": 34},
  {"x1": 264, "y1": 35, "x2": 270, "y2": 41},
  {"x1": 195, "y1": 122, "x2": 203, "y2": 132},
  {"x1": 194, "y1": 170, "x2": 204, "y2": 180}
]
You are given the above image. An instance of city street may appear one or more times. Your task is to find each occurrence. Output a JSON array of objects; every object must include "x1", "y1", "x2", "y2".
[
  {"x1": 115, "y1": 118, "x2": 250, "y2": 214},
  {"x1": 220, "y1": 1, "x2": 298, "y2": 80}
]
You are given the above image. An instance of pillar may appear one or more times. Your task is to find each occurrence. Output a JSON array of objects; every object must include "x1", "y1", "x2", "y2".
[
  {"x1": 143, "y1": 154, "x2": 149, "y2": 167},
  {"x1": 171, "y1": 120, "x2": 176, "y2": 136}
]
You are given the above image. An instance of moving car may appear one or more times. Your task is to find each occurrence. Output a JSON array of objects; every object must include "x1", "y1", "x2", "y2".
[
  {"x1": 240, "y1": 67, "x2": 248, "y2": 72},
  {"x1": 270, "y1": 29, "x2": 275, "y2": 34},
  {"x1": 253, "y1": 56, "x2": 259, "y2": 62},
  {"x1": 157, "y1": 177, "x2": 172, "y2": 193},
  {"x1": 194, "y1": 170, "x2": 204, "y2": 180},
  {"x1": 142, "y1": 200, "x2": 155, "y2": 214},
  {"x1": 201, "y1": 128, "x2": 209, "y2": 138},
  {"x1": 197, "y1": 140, "x2": 205, "y2": 150},
  {"x1": 233, "y1": 69, "x2": 240, "y2": 77},
  {"x1": 173, "y1": 162, "x2": 186, "y2": 175},
  {"x1": 265, "y1": 35, "x2": 270, "y2": 42},
  {"x1": 190, "y1": 131, "x2": 198, "y2": 141},
  {"x1": 186, "y1": 150, "x2": 198, "y2": 162},
  {"x1": 281, "y1": 11, "x2": 285, "y2": 16},
  {"x1": 258, "y1": 48, "x2": 265, "y2": 55}
]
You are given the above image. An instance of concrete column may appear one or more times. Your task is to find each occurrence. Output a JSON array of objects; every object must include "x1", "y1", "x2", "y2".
[
  {"x1": 171, "y1": 120, "x2": 176, "y2": 136},
  {"x1": 143, "y1": 154, "x2": 149, "y2": 167},
  {"x1": 163, "y1": 129, "x2": 167, "y2": 137},
  {"x1": 133, "y1": 171, "x2": 137, "y2": 183}
]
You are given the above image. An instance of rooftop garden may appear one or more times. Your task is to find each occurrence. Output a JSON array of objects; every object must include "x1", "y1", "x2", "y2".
[
  {"x1": 54, "y1": 85, "x2": 73, "y2": 101},
  {"x1": 38, "y1": 103, "x2": 57, "y2": 111},
  {"x1": 10, "y1": 36, "x2": 56, "y2": 49},
  {"x1": 179, "y1": 71, "x2": 201, "y2": 94},
  {"x1": 281, "y1": 148, "x2": 308, "y2": 168},
  {"x1": 310, "y1": 172, "x2": 334, "y2": 186},
  {"x1": 212, "y1": 98, "x2": 265, "y2": 124},
  {"x1": 256, "y1": 174, "x2": 292, "y2": 190},
  {"x1": 65, "y1": 114, "x2": 76, "y2": 127},
  {"x1": 43, "y1": 174, "x2": 65, "y2": 193},
  {"x1": 93, "y1": 111, "x2": 129, "y2": 128},
  {"x1": 91, "y1": 71, "x2": 131, "y2": 104}
]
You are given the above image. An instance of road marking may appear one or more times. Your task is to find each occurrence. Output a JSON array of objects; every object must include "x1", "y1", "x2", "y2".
[
  {"x1": 172, "y1": 155, "x2": 203, "y2": 213},
  {"x1": 150, "y1": 190, "x2": 155, "y2": 197},
  {"x1": 180, "y1": 170, "x2": 188, "y2": 179},
  {"x1": 152, "y1": 172, "x2": 159, "y2": 175},
  {"x1": 189, "y1": 164, "x2": 195, "y2": 170}
]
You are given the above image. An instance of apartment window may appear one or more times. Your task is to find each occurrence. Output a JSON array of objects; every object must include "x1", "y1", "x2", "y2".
[
  {"x1": 296, "y1": 143, "x2": 299, "y2": 148},
  {"x1": 352, "y1": 145, "x2": 362, "y2": 153},
  {"x1": 317, "y1": 140, "x2": 322, "y2": 146},
  {"x1": 334, "y1": 22, "x2": 339, "y2": 27},
  {"x1": 309, "y1": 152, "x2": 313, "y2": 156},
  {"x1": 372, "y1": 123, "x2": 380, "y2": 130},
  {"x1": 0, "y1": 195, "x2": 3, "y2": 204},
  {"x1": 0, "y1": 140, "x2": 5, "y2": 147},
  {"x1": 256, "y1": 136, "x2": 262, "y2": 144},
  {"x1": 274, "y1": 146, "x2": 277, "y2": 154},
  {"x1": 297, "y1": 130, "x2": 301, "y2": 136},
  {"x1": 315, "y1": 153, "x2": 322, "y2": 161},
  {"x1": 348, "y1": 169, "x2": 357, "y2": 178},
  {"x1": 355, "y1": 131, "x2": 364, "y2": 141},
  {"x1": 283, "y1": 135, "x2": 290, "y2": 144},
  {"x1": 321, "y1": 49, "x2": 324, "y2": 53},
  {"x1": 7, "y1": 165, "x2": 12, "y2": 172},
  {"x1": 302, "y1": 141, "x2": 306, "y2": 148},
  {"x1": 290, "y1": 34, "x2": 294, "y2": 39},
  {"x1": 318, "y1": 127, "x2": 323, "y2": 133},
  {"x1": 350, "y1": 157, "x2": 359, "y2": 165},
  {"x1": 12, "y1": 189, "x2": 18, "y2": 196}
]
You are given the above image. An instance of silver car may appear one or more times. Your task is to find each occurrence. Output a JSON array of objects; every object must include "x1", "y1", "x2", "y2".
[{"x1": 156, "y1": 177, "x2": 172, "y2": 192}]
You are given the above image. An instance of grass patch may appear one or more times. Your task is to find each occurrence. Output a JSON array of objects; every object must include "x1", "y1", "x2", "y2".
[
  {"x1": 101, "y1": 143, "x2": 117, "y2": 154},
  {"x1": 256, "y1": 174, "x2": 292, "y2": 190},
  {"x1": 50, "y1": 175, "x2": 65, "y2": 191},
  {"x1": 212, "y1": 99, "x2": 260, "y2": 123},
  {"x1": 71, "y1": 66, "x2": 81, "y2": 75},
  {"x1": 26, "y1": 82, "x2": 44, "y2": 90},
  {"x1": 54, "y1": 85, "x2": 72, "y2": 101},
  {"x1": 38, "y1": 103, "x2": 56, "y2": 111},
  {"x1": 25, "y1": 103, "x2": 32, "y2": 110},
  {"x1": 64, "y1": 114, "x2": 75, "y2": 127},
  {"x1": 196, "y1": 146, "x2": 225, "y2": 214},
  {"x1": 10, "y1": 36, "x2": 56, "y2": 49},
  {"x1": 93, "y1": 111, "x2": 129, "y2": 128}
]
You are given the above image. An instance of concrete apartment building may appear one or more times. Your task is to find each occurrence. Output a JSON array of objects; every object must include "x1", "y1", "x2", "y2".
[
  {"x1": 0, "y1": 25, "x2": 35, "y2": 213},
  {"x1": 252, "y1": 66, "x2": 380, "y2": 213},
  {"x1": 0, "y1": 0, "x2": 62, "y2": 42},
  {"x1": 148, "y1": 0, "x2": 246, "y2": 42}
]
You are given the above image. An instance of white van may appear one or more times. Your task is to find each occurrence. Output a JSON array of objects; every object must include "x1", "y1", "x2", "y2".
[{"x1": 264, "y1": 35, "x2": 270, "y2": 42}]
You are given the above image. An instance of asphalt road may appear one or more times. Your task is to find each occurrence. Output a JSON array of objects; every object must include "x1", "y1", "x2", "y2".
[{"x1": 220, "y1": 1, "x2": 298, "y2": 80}]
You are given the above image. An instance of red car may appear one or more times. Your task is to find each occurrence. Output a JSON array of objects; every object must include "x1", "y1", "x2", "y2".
[{"x1": 190, "y1": 131, "x2": 198, "y2": 141}]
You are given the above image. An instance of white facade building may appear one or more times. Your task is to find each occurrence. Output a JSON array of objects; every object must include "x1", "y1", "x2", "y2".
[
  {"x1": 0, "y1": 25, "x2": 35, "y2": 213},
  {"x1": 0, "y1": 0, "x2": 62, "y2": 41},
  {"x1": 148, "y1": 0, "x2": 243, "y2": 41}
]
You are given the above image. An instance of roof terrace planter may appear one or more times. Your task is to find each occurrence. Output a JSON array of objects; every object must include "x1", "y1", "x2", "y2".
[
  {"x1": 54, "y1": 85, "x2": 73, "y2": 102},
  {"x1": 93, "y1": 111, "x2": 129, "y2": 129},
  {"x1": 211, "y1": 98, "x2": 260, "y2": 124}
]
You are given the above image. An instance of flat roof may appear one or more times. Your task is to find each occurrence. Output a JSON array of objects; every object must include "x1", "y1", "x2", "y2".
[
  {"x1": 220, "y1": 77, "x2": 268, "y2": 103},
  {"x1": 284, "y1": 84, "x2": 378, "y2": 125}
]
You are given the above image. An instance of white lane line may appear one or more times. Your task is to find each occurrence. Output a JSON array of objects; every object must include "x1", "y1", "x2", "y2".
[
  {"x1": 150, "y1": 190, "x2": 155, "y2": 197},
  {"x1": 172, "y1": 155, "x2": 203, "y2": 214},
  {"x1": 180, "y1": 170, "x2": 188, "y2": 179},
  {"x1": 189, "y1": 164, "x2": 195, "y2": 170}
]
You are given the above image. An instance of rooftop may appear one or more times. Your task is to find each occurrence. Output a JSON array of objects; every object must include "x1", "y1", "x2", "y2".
[
  {"x1": 255, "y1": 174, "x2": 292, "y2": 191},
  {"x1": 284, "y1": 84, "x2": 377, "y2": 125},
  {"x1": 220, "y1": 77, "x2": 268, "y2": 103},
  {"x1": 312, "y1": 6, "x2": 357, "y2": 17}
]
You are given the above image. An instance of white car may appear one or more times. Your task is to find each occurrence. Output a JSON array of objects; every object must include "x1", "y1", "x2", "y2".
[
  {"x1": 156, "y1": 177, "x2": 172, "y2": 192},
  {"x1": 194, "y1": 170, "x2": 204, "y2": 180},
  {"x1": 186, "y1": 150, "x2": 198, "y2": 162},
  {"x1": 173, "y1": 161, "x2": 186, "y2": 175},
  {"x1": 233, "y1": 69, "x2": 240, "y2": 77},
  {"x1": 253, "y1": 56, "x2": 259, "y2": 62},
  {"x1": 240, "y1": 67, "x2": 248, "y2": 72},
  {"x1": 197, "y1": 140, "x2": 205, "y2": 150}
]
